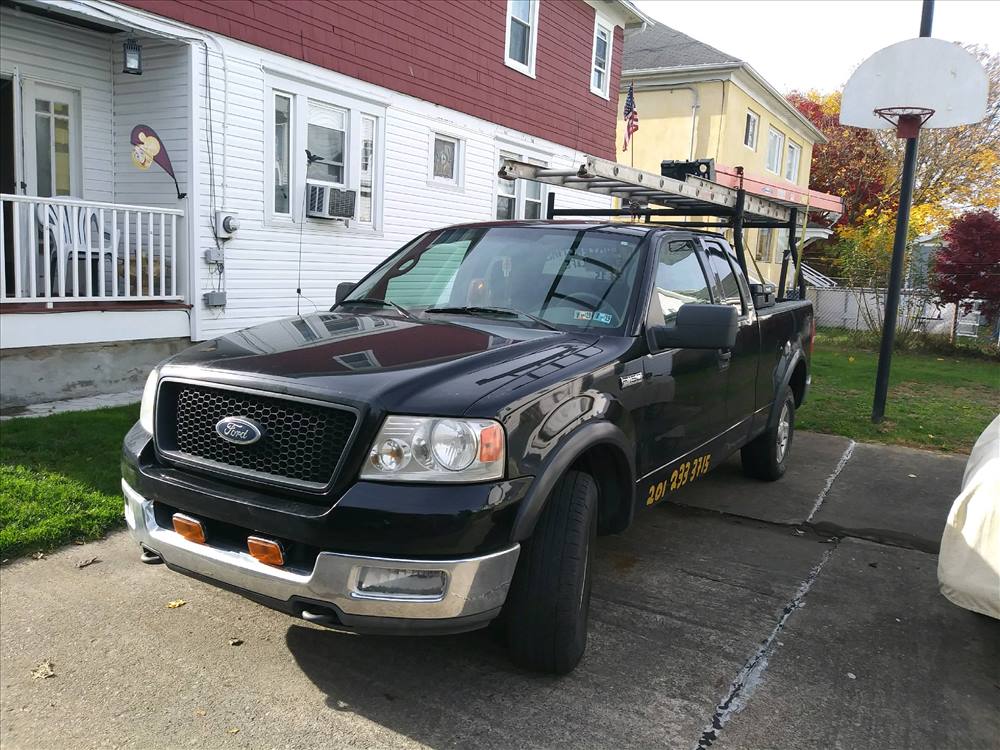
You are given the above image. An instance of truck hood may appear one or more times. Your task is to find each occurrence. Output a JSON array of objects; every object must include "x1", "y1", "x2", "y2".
[{"x1": 161, "y1": 312, "x2": 603, "y2": 416}]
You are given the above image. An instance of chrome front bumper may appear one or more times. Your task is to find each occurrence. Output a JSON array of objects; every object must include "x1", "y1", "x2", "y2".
[{"x1": 122, "y1": 480, "x2": 519, "y2": 631}]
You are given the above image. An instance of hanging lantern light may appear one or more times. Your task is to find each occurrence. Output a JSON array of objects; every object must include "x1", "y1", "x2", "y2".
[{"x1": 123, "y1": 37, "x2": 142, "y2": 75}]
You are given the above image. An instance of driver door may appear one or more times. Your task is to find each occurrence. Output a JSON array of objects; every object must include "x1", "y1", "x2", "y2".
[{"x1": 628, "y1": 237, "x2": 730, "y2": 481}]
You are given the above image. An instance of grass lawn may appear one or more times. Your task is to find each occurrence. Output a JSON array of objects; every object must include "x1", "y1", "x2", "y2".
[
  {"x1": 0, "y1": 404, "x2": 138, "y2": 558},
  {"x1": 798, "y1": 336, "x2": 999, "y2": 454}
]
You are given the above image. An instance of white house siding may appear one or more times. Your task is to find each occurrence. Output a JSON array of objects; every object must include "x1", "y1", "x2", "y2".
[
  {"x1": 0, "y1": 8, "x2": 114, "y2": 201},
  {"x1": 189, "y1": 35, "x2": 611, "y2": 342},
  {"x1": 112, "y1": 38, "x2": 189, "y2": 209}
]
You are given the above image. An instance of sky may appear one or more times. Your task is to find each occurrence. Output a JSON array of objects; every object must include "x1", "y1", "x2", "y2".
[{"x1": 632, "y1": 0, "x2": 1000, "y2": 93}]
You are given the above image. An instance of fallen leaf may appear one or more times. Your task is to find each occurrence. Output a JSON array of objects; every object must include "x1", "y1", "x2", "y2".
[
  {"x1": 847, "y1": 672, "x2": 857, "y2": 680},
  {"x1": 227, "y1": 728, "x2": 240, "y2": 735},
  {"x1": 31, "y1": 552, "x2": 45, "y2": 560},
  {"x1": 166, "y1": 599, "x2": 187, "y2": 609},
  {"x1": 75, "y1": 557, "x2": 99, "y2": 569},
  {"x1": 194, "y1": 708, "x2": 207, "y2": 717},
  {"x1": 228, "y1": 638, "x2": 244, "y2": 646},
  {"x1": 72, "y1": 539, "x2": 85, "y2": 545},
  {"x1": 928, "y1": 434, "x2": 935, "y2": 438},
  {"x1": 907, "y1": 474, "x2": 917, "y2": 478},
  {"x1": 31, "y1": 660, "x2": 55, "y2": 679}
]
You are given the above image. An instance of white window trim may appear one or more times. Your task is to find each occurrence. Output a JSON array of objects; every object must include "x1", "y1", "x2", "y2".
[
  {"x1": 428, "y1": 132, "x2": 464, "y2": 190},
  {"x1": 263, "y1": 73, "x2": 386, "y2": 232},
  {"x1": 744, "y1": 109, "x2": 759, "y2": 151},
  {"x1": 785, "y1": 140, "x2": 801, "y2": 182},
  {"x1": 589, "y1": 16, "x2": 613, "y2": 99},
  {"x1": 504, "y1": 0, "x2": 539, "y2": 78},
  {"x1": 766, "y1": 126, "x2": 784, "y2": 174},
  {"x1": 496, "y1": 149, "x2": 547, "y2": 220}
]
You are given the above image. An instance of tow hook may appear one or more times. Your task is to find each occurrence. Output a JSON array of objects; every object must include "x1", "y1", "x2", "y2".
[{"x1": 140, "y1": 547, "x2": 163, "y2": 565}]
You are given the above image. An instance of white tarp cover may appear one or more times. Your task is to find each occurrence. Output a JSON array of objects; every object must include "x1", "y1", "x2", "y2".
[{"x1": 938, "y1": 413, "x2": 1000, "y2": 619}]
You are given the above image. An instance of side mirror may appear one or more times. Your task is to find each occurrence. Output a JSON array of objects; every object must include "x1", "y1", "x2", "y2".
[
  {"x1": 649, "y1": 303, "x2": 738, "y2": 351},
  {"x1": 335, "y1": 281, "x2": 355, "y2": 304},
  {"x1": 749, "y1": 282, "x2": 775, "y2": 310}
]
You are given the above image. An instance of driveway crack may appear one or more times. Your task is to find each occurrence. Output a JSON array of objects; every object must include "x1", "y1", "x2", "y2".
[{"x1": 692, "y1": 545, "x2": 837, "y2": 750}]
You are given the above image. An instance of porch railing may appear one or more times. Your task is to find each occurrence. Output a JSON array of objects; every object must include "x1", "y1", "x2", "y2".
[{"x1": 1, "y1": 194, "x2": 184, "y2": 304}]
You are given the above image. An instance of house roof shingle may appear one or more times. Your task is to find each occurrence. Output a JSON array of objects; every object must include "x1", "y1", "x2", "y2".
[{"x1": 622, "y1": 23, "x2": 741, "y2": 72}]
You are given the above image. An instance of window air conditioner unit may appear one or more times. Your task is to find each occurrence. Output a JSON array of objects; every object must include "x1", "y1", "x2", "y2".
[{"x1": 306, "y1": 182, "x2": 356, "y2": 220}]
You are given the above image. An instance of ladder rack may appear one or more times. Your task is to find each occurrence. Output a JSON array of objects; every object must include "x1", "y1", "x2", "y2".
[{"x1": 498, "y1": 155, "x2": 836, "y2": 300}]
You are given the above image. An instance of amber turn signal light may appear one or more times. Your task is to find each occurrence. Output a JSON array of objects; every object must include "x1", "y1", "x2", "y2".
[
  {"x1": 172, "y1": 513, "x2": 206, "y2": 544},
  {"x1": 478, "y1": 423, "x2": 503, "y2": 462},
  {"x1": 247, "y1": 536, "x2": 285, "y2": 567}
]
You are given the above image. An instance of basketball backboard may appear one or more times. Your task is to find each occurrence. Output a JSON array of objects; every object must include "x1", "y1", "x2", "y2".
[{"x1": 841, "y1": 37, "x2": 988, "y2": 130}]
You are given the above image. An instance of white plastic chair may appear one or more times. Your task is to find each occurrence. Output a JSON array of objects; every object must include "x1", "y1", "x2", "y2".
[{"x1": 37, "y1": 204, "x2": 120, "y2": 297}]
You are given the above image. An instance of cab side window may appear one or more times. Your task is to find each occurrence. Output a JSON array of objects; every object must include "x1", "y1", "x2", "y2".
[
  {"x1": 705, "y1": 244, "x2": 746, "y2": 315},
  {"x1": 648, "y1": 239, "x2": 713, "y2": 327}
]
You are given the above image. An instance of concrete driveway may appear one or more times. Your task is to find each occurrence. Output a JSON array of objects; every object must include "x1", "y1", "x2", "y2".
[{"x1": 1, "y1": 432, "x2": 997, "y2": 750}]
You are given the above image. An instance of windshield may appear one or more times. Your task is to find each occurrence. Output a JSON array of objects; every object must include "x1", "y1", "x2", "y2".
[{"x1": 345, "y1": 226, "x2": 644, "y2": 333}]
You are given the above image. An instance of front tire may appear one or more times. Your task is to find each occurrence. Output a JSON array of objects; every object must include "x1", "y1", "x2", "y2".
[
  {"x1": 741, "y1": 387, "x2": 795, "y2": 481},
  {"x1": 504, "y1": 470, "x2": 597, "y2": 675}
]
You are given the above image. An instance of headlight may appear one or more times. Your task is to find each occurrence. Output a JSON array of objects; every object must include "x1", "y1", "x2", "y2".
[
  {"x1": 360, "y1": 416, "x2": 505, "y2": 482},
  {"x1": 139, "y1": 369, "x2": 158, "y2": 434}
]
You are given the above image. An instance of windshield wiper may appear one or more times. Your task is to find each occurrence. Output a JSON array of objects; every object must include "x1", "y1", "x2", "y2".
[
  {"x1": 334, "y1": 297, "x2": 417, "y2": 321},
  {"x1": 424, "y1": 306, "x2": 559, "y2": 331}
]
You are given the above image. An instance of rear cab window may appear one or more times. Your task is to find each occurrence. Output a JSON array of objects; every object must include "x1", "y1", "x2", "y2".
[{"x1": 702, "y1": 240, "x2": 748, "y2": 316}]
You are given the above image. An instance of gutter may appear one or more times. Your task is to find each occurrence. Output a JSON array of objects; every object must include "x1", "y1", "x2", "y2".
[{"x1": 622, "y1": 62, "x2": 828, "y2": 146}]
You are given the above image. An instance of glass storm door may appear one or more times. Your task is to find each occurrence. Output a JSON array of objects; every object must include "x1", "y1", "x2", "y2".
[{"x1": 23, "y1": 82, "x2": 79, "y2": 197}]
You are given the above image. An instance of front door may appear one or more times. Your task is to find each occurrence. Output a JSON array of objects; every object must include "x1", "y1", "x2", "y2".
[
  {"x1": 1, "y1": 74, "x2": 17, "y2": 294},
  {"x1": 22, "y1": 82, "x2": 80, "y2": 198},
  {"x1": 629, "y1": 236, "x2": 729, "y2": 482}
]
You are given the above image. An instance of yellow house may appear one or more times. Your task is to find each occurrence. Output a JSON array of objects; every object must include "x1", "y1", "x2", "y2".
[{"x1": 617, "y1": 24, "x2": 828, "y2": 282}]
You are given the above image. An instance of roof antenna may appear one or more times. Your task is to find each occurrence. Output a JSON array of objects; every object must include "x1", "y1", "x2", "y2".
[{"x1": 296, "y1": 150, "x2": 325, "y2": 316}]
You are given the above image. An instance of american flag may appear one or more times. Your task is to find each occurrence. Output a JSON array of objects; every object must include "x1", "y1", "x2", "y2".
[{"x1": 622, "y1": 81, "x2": 639, "y2": 152}]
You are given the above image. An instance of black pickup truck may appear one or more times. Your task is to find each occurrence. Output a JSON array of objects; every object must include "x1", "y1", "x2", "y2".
[{"x1": 122, "y1": 221, "x2": 813, "y2": 674}]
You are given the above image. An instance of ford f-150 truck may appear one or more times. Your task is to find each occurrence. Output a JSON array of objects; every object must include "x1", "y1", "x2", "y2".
[{"x1": 122, "y1": 220, "x2": 812, "y2": 674}]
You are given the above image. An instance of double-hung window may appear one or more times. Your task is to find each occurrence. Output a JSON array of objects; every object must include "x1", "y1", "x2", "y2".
[
  {"x1": 744, "y1": 110, "x2": 759, "y2": 150},
  {"x1": 755, "y1": 228, "x2": 773, "y2": 263},
  {"x1": 784, "y1": 141, "x2": 801, "y2": 182},
  {"x1": 496, "y1": 152, "x2": 547, "y2": 220},
  {"x1": 307, "y1": 101, "x2": 347, "y2": 186},
  {"x1": 266, "y1": 74, "x2": 385, "y2": 228},
  {"x1": 505, "y1": 0, "x2": 539, "y2": 76},
  {"x1": 591, "y1": 18, "x2": 613, "y2": 98},
  {"x1": 766, "y1": 127, "x2": 784, "y2": 174}
]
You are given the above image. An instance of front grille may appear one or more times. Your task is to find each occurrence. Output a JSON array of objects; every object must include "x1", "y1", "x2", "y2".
[{"x1": 157, "y1": 381, "x2": 357, "y2": 489}]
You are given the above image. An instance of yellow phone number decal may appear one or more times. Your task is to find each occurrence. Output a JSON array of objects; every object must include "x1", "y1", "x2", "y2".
[{"x1": 646, "y1": 453, "x2": 712, "y2": 505}]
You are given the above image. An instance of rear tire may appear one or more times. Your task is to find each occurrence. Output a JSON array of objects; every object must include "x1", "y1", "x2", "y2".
[
  {"x1": 741, "y1": 387, "x2": 795, "y2": 481},
  {"x1": 504, "y1": 470, "x2": 597, "y2": 675}
]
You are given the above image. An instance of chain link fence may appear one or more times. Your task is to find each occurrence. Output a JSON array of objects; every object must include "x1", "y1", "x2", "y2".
[{"x1": 805, "y1": 280, "x2": 969, "y2": 339}]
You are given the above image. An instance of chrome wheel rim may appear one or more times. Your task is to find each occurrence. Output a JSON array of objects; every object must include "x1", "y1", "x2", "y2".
[{"x1": 776, "y1": 402, "x2": 791, "y2": 463}]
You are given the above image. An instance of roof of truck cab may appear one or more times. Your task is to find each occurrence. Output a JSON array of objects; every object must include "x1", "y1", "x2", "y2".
[{"x1": 436, "y1": 220, "x2": 725, "y2": 239}]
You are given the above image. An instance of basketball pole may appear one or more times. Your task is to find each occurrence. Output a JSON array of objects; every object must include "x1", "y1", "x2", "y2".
[{"x1": 871, "y1": 0, "x2": 934, "y2": 424}]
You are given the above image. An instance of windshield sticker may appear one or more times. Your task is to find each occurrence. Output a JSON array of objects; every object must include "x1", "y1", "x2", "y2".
[
  {"x1": 573, "y1": 310, "x2": 593, "y2": 321},
  {"x1": 593, "y1": 312, "x2": 613, "y2": 325}
]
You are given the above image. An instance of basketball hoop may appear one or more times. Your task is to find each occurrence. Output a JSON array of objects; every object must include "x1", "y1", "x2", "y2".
[{"x1": 874, "y1": 107, "x2": 936, "y2": 138}]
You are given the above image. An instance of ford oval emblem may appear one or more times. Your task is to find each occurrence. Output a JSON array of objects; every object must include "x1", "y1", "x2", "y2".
[{"x1": 215, "y1": 416, "x2": 263, "y2": 445}]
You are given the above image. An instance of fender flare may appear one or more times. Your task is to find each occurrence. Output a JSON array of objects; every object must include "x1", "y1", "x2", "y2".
[
  {"x1": 510, "y1": 421, "x2": 636, "y2": 542},
  {"x1": 769, "y1": 349, "x2": 804, "y2": 429}
]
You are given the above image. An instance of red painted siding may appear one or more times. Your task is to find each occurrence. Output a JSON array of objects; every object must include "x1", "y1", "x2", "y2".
[{"x1": 120, "y1": 0, "x2": 623, "y2": 159}]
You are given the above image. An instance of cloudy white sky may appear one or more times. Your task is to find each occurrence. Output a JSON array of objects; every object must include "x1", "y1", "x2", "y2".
[{"x1": 633, "y1": 0, "x2": 1000, "y2": 93}]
